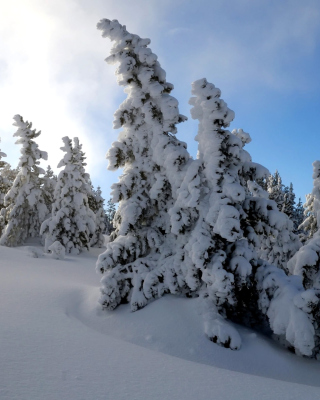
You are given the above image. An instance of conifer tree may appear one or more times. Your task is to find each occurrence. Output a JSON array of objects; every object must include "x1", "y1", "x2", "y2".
[
  {"x1": 288, "y1": 161, "x2": 320, "y2": 288},
  {"x1": 282, "y1": 182, "x2": 295, "y2": 219},
  {"x1": 0, "y1": 141, "x2": 8, "y2": 235},
  {"x1": 42, "y1": 165, "x2": 57, "y2": 215},
  {"x1": 300, "y1": 193, "x2": 317, "y2": 240},
  {"x1": 168, "y1": 79, "x2": 301, "y2": 348},
  {"x1": 104, "y1": 198, "x2": 116, "y2": 235},
  {"x1": 41, "y1": 137, "x2": 96, "y2": 254},
  {"x1": 89, "y1": 186, "x2": 106, "y2": 248},
  {"x1": 0, "y1": 141, "x2": 8, "y2": 209},
  {"x1": 0, "y1": 115, "x2": 48, "y2": 246},
  {"x1": 95, "y1": 20, "x2": 318, "y2": 358},
  {"x1": 293, "y1": 197, "x2": 305, "y2": 234},
  {"x1": 1, "y1": 163, "x2": 19, "y2": 189},
  {"x1": 267, "y1": 170, "x2": 285, "y2": 211},
  {"x1": 96, "y1": 19, "x2": 190, "y2": 311}
]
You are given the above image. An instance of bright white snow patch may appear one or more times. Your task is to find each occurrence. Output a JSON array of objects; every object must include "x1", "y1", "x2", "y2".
[{"x1": 0, "y1": 243, "x2": 320, "y2": 400}]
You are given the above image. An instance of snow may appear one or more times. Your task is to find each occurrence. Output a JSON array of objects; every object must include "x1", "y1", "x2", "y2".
[{"x1": 1, "y1": 242, "x2": 320, "y2": 400}]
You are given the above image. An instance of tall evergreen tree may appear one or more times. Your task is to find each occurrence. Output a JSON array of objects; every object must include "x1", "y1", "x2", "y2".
[
  {"x1": 288, "y1": 161, "x2": 320, "y2": 288},
  {"x1": 267, "y1": 170, "x2": 285, "y2": 211},
  {"x1": 282, "y1": 182, "x2": 295, "y2": 219},
  {"x1": 300, "y1": 193, "x2": 318, "y2": 241},
  {"x1": 89, "y1": 186, "x2": 106, "y2": 248},
  {"x1": 41, "y1": 137, "x2": 96, "y2": 254},
  {"x1": 96, "y1": 19, "x2": 190, "y2": 311},
  {"x1": 42, "y1": 165, "x2": 57, "y2": 215},
  {"x1": 104, "y1": 198, "x2": 116, "y2": 235},
  {"x1": 0, "y1": 141, "x2": 8, "y2": 235},
  {"x1": 95, "y1": 20, "x2": 318, "y2": 358},
  {"x1": 0, "y1": 115, "x2": 48, "y2": 246},
  {"x1": 168, "y1": 79, "x2": 301, "y2": 348},
  {"x1": 0, "y1": 141, "x2": 8, "y2": 209},
  {"x1": 292, "y1": 197, "x2": 305, "y2": 235}
]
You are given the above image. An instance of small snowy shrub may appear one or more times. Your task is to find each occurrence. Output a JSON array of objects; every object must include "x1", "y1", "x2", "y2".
[{"x1": 48, "y1": 241, "x2": 65, "y2": 260}]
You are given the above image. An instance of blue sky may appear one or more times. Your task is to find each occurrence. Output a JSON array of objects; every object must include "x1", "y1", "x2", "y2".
[{"x1": 0, "y1": 0, "x2": 319, "y2": 203}]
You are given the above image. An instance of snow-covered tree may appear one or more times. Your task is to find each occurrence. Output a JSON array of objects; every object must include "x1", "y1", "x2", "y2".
[
  {"x1": 0, "y1": 141, "x2": 8, "y2": 234},
  {"x1": 0, "y1": 115, "x2": 48, "y2": 246},
  {"x1": 0, "y1": 141, "x2": 8, "y2": 206},
  {"x1": 267, "y1": 170, "x2": 285, "y2": 211},
  {"x1": 40, "y1": 136, "x2": 96, "y2": 254},
  {"x1": 168, "y1": 79, "x2": 300, "y2": 348},
  {"x1": 300, "y1": 178, "x2": 319, "y2": 241},
  {"x1": 287, "y1": 161, "x2": 320, "y2": 289},
  {"x1": 42, "y1": 165, "x2": 57, "y2": 215},
  {"x1": 104, "y1": 198, "x2": 116, "y2": 235},
  {"x1": 0, "y1": 163, "x2": 19, "y2": 188},
  {"x1": 256, "y1": 261, "x2": 320, "y2": 358},
  {"x1": 96, "y1": 19, "x2": 190, "y2": 311},
  {"x1": 95, "y1": 20, "x2": 318, "y2": 357},
  {"x1": 89, "y1": 186, "x2": 106, "y2": 247},
  {"x1": 292, "y1": 197, "x2": 305, "y2": 235},
  {"x1": 282, "y1": 182, "x2": 295, "y2": 219}
]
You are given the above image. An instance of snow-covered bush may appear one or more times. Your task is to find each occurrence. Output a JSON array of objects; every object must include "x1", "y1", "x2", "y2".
[
  {"x1": 96, "y1": 19, "x2": 190, "y2": 310},
  {"x1": 48, "y1": 241, "x2": 65, "y2": 260},
  {"x1": 0, "y1": 115, "x2": 48, "y2": 246},
  {"x1": 256, "y1": 261, "x2": 320, "y2": 358},
  {"x1": 41, "y1": 137, "x2": 96, "y2": 254}
]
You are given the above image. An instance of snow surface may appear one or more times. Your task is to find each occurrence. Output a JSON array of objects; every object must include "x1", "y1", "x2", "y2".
[{"x1": 1, "y1": 241, "x2": 320, "y2": 400}]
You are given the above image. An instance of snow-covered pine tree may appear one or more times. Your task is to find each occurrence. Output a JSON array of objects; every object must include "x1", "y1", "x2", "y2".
[
  {"x1": 168, "y1": 79, "x2": 258, "y2": 348},
  {"x1": 292, "y1": 197, "x2": 305, "y2": 235},
  {"x1": 0, "y1": 115, "x2": 48, "y2": 246},
  {"x1": 256, "y1": 177, "x2": 268, "y2": 191},
  {"x1": 42, "y1": 165, "x2": 57, "y2": 215},
  {"x1": 0, "y1": 141, "x2": 8, "y2": 208},
  {"x1": 287, "y1": 161, "x2": 320, "y2": 288},
  {"x1": 104, "y1": 198, "x2": 116, "y2": 235},
  {"x1": 300, "y1": 184, "x2": 318, "y2": 241},
  {"x1": 169, "y1": 79, "x2": 301, "y2": 350},
  {"x1": 0, "y1": 141, "x2": 8, "y2": 235},
  {"x1": 267, "y1": 170, "x2": 285, "y2": 211},
  {"x1": 40, "y1": 136, "x2": 96, "y2": 254},
  {"x1": 96, "y1": 19, "x2": 190, "y2": 311},
  {"x1": 89, "y1": 186, "x2": 106, "y2": 248},
  {"x1": 95, "y1": 21, "x2": 315, "y2": 357},
  {"x1": 0, "y1": 163, "x2": 19, "y2": 189},
  {"x1": 282, "y1": 182, "x2": 295, "y2": 219}
]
